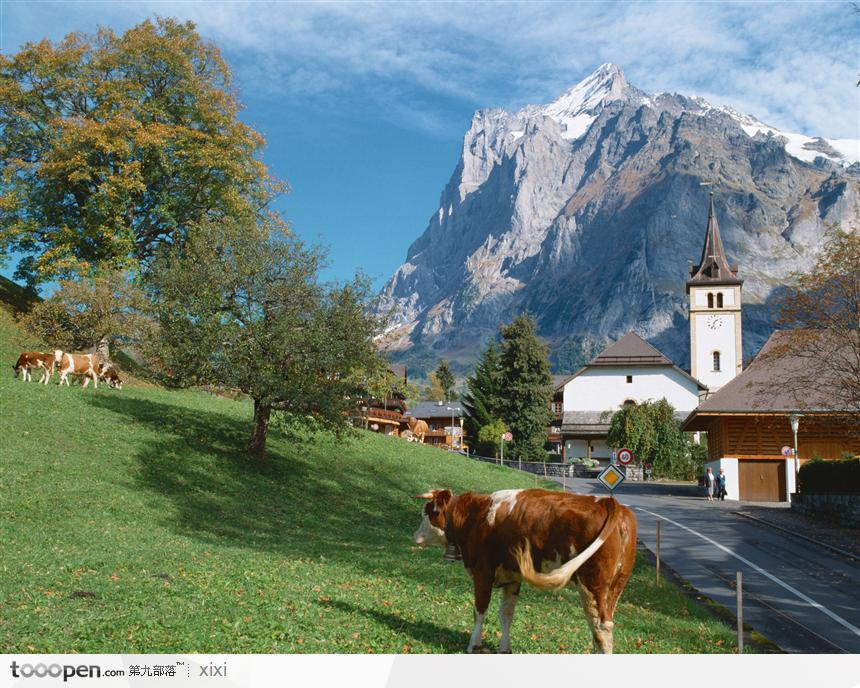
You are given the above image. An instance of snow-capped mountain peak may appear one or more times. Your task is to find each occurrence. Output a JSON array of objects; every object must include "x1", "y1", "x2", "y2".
[{"x1": 536, "y1": 63, "x2": 634, "y2": 140}]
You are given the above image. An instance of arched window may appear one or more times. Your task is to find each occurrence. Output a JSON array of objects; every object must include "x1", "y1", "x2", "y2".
[
  {"x1": 707, "y1": 293, "x2": 714, "y2": 308},
  {"x1": 717, "y1": 292, "x2": 724, "y2": 308},
  {"x1": 622, "y1": 399, "x2": 636, "y2": 407},
  {"x1": 712, "y1": 351, "x2": 721, "y2": 372}
]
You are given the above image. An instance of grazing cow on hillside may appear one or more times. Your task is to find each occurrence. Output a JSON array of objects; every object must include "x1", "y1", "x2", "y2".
[
  {"x1": 13, "y1": 352, "x2": 55, "y2": 384},
  {"x1": 414, "y1": 488, "x2": 637, "y2": 654},
  {"x1": 97, "y1": 362, "x2": 123, "y2": 390},
  {"x1": 405, "y1": 415, "x2": 429, "y2": 443},
  {"x1": 54, "y1": 350, "x2": 99, "y2": 388}
]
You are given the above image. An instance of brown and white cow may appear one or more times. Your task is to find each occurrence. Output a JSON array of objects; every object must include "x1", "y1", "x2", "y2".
[
  {"x1": 414, "y1": 488, "x2": 637, "y2": 654},
  {"x1": 405, "y1": 415, "x2": 429, "y2": 443},
  {"x1": 97, "y1": 362, "x2": 123, "y2": 390},
  {"x1": 54, "y1": 350, "x2": 99, "y2": 388},
  {"x1": 13, "y1": 352, "x2": 55, "y2": 384}
]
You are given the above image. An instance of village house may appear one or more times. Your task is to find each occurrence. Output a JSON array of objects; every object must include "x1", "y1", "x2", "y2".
[
  {"x1": 682, "y1": 331, "x2": 860, "y2": 502},
  {"x1": 556, "y1": 193, "x2": 742, "y2": 464},
  {"x1": 357, "y1": 364, "x2": 409, "y2": 436},
  {"x1": 556, "y1": 333, "x2": 705, "y2": 463},
  {"x1": 403, "y1": 400, "x2": 467, "y2": 450}
]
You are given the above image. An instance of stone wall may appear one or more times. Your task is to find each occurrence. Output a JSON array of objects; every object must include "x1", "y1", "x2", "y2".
[{"x1": 791, "y1": 493, "x2": 860, "y2": 527}]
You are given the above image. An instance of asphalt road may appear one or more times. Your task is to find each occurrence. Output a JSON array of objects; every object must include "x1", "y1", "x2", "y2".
[{"x1": 553, "y1": 476, "x2": 860, "y2": 654}]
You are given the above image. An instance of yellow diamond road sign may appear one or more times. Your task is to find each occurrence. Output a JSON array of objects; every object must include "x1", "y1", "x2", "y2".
[{"x1": 598, "y1": 464, "x2": 625, "y2": 491}]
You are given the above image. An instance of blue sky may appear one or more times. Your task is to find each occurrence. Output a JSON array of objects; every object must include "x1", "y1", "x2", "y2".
[{"x1": 1, "y1": 1, "x2": 858, "y2": 291}]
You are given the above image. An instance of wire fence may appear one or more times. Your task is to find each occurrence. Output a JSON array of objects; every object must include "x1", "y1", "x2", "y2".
[
  {"x1": 467, "y1": 453, "x2": 646, "y2": 481},
  {"x1": 467, "y1": 453, "x2": 599, "y2": 479}
]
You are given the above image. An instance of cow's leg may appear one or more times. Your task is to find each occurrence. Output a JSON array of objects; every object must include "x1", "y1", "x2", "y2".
[
  {"x1": 575, "y1": 579, "x2": 614, "y2": 654},
  {"x1": 91, "y1": 371, "x2": 98, "y2": 389},
  {"x1": 498, "y1": 582, "x2": 521, "y2": 653},
  {"x1": 23, "y1": 367, "x2": 31, "y2": 382},
  {"x1": 467, "y1": 571, "x2": 493, "y2": 653},
  {"x1": 82, "y1": 375, "x2": 90, "y2": 388}
]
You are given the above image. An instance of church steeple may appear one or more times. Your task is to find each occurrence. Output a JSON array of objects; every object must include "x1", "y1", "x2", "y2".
[
  {"x1": 687, "y1": 192, "x2": 743, "y2": 392},
  {"x1": 687, "y1": 193, "x2": 742, "y2": 289}
]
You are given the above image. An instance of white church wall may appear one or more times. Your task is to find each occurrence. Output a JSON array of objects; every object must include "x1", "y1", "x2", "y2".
[
  {"x1": 693, "y1": 314, "x2": 737, "y2": 389},
  {"x1": 563, "y1": 366, "x2": 700, "y2": 413}
]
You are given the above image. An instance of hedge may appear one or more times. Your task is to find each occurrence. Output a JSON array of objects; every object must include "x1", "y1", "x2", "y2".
[{"x1": 798, "y1": 457, "x2": 860, "y2": 495}]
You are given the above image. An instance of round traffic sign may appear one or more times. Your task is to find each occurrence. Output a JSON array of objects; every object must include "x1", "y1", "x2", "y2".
[
  {"x1": 617, "y1": 448, "x2": 634, "y2": 465},
  {"x1": 781, "y1": 446, "x2": 792, "y2": 457},
  {"x1": 502, "y1": 432, "x2": 513, "y2": 442}
]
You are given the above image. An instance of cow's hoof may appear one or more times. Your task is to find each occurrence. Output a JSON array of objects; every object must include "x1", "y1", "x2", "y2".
[
  {"x1": 467, "y1": 645, "x2": 491, "y2": 654},
  {"x1": 498, "y1": 650, "x2": 512, "y2": 654}
]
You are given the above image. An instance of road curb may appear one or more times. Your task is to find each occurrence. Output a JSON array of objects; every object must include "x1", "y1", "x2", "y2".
[{"x1": 732, "y1": 511, "x2": 860, "y2": 564}]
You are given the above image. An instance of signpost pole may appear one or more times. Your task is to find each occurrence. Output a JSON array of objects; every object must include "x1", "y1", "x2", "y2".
[
  {"x1": 656, "y1": 519, "x2": 661, "y2": 585},
  {"x1": 500, "y1": 436, "x2": 504, "y2": 466}
]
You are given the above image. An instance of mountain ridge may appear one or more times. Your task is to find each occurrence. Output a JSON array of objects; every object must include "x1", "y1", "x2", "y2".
[{"x1": 377, "y1": 64, "x2": 860, "y2": 375}]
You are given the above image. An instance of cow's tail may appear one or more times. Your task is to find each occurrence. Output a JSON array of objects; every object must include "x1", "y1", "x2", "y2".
[{"x1": 512, "y1": 497, "x2": 621, "y2": 592}]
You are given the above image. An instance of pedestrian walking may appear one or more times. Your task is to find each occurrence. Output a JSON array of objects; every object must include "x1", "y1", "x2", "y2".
[
  {"x1": 717, "y1": 467, "x2": 727, "y2": 501},
  {"x1": 704, "y1": 466, "x2": 715, "y2": 501}
]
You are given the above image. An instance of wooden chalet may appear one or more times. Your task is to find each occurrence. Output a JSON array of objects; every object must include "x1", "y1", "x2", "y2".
[
  {"x1": 682, "y1": 330, "x2": 859, "y2": 502},
  {"x1": 357, "y1": 364, "x2": 409, "y2": 436},
  {"x1": 404, "y1": 400, "x2": 468, "y2": 450}
]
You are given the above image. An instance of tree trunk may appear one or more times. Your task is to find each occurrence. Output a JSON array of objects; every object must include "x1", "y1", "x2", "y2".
[
  {"x1": 94, "y1": 335, "x2": 111, "y2": 363},
  {"x1": 248, "y1": 399, "x2": 271, "y2": 457}
]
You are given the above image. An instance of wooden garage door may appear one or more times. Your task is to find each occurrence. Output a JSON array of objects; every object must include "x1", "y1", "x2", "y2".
[{"x1": 739, "y1": 460, "x2": 786, "y2": 502}]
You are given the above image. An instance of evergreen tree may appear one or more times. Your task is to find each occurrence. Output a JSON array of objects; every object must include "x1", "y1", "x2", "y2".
[
  {"x1": 435, "y1": 359, "x2": 456, "y2": 400},
  {"x1": 498, "y1": 313, "x2": 553, "y2": 460},
  {"x1": 462, "y1": 340, "x2": 504, "y2": 447}
]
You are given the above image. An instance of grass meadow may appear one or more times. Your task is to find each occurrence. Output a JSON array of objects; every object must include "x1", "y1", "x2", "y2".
[{"x1": 0, "y1": 291, "x2": 743, "y2": 653}]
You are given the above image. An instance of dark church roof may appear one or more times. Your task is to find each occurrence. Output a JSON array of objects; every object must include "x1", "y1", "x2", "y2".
[
  {"x1": 557, "y1": 332, "x2": 707, "y2": 390},
  {"x1": 589, "y1": 332, "x2": 673, "y2": 366},
  {"x1": 687, "y1": 193, "x2": 743, "y2": 289}
]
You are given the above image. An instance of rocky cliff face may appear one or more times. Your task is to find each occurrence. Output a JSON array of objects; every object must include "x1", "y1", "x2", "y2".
[{"x1": 377, "y1": 64, "x2": 860, "y2": 373}]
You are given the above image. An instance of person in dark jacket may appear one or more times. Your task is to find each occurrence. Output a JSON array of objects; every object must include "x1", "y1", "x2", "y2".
[{"x1": 717, "y1": 467, "x2": 727, "y2": 501}]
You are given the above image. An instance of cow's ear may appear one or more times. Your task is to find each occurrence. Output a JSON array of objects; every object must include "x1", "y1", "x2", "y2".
[
  {"x1": 434, "y1": 489, "x2": 453, "y2": 511},
  {"x1": 413, "y1": 491, "x2": 436, "y2": 500}
]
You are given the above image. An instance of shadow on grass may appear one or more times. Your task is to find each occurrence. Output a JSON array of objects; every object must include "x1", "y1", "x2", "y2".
[
  {"x1": 320, "y1": 599, "x2": 467, "y2": 652},
  {"x1": 85, "y1": 393, "x2": 444, "y2": 580}
]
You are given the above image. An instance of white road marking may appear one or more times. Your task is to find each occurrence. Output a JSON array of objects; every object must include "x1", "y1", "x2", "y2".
[{"x1": 636, "y1": 506, "x2": 860, "y2": 638}]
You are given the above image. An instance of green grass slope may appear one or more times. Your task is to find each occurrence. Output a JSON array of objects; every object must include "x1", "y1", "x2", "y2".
[{"x1": 0, "y1": 302, "x2": 741, "y2": 653}]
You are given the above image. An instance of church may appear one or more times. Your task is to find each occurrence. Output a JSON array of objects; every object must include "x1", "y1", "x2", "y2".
[
  {"x1": 558, "y1": 193, "x2": 739, "y2": 462},
  {"x1": 559, "y1": 193, "x2": 856, "y2": 502}
]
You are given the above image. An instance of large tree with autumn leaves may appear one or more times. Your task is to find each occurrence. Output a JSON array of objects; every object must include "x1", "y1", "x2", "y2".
[{"x1": 0, "y1": 18, "x2": 278, "y2": 285}]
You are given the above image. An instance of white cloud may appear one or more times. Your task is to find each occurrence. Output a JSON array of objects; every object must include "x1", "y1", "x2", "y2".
[{"x1": 3, "y1": 1, "x2": 858, "y2": 138}]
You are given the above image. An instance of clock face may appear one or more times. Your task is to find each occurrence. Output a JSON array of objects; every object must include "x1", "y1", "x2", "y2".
[{"x1": 707, "y1": 315, "x2": 723, "y2": 330}]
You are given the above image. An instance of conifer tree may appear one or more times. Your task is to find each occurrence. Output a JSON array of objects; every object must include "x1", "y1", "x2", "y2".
[
  {"x1": 435, "y1": 359, "x2": 456, "y2": 400},
  {"x1": 498, "y1": 313, "x2": 553, "y2": 460},
  {"x1": 462, "y1": 340, "x2": 504, "y2": 448}
]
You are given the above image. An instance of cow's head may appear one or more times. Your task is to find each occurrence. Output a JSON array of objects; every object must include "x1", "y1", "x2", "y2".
[
  {"x1": 413, "y1": 489, "x2": 453, "y2": 548},
  {"x1": 53, "y1": 350, "x2": 64, "y2": 364}
]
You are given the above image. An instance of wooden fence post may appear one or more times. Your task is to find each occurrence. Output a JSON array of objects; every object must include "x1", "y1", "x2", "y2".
[
  {"x1": 736, "y1": 571, "x2": 744, "y2": 653},
  {"x1": 656, "y1": 519, "x2": 661, "y2": 585}
]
